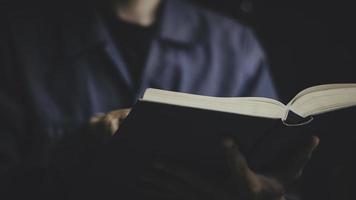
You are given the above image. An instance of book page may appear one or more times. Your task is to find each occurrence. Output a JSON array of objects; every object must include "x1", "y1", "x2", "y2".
[
  {"x1": 142, "y1": 89, "x2": 286, "y2": 119},
  {"x1": 288, "y1": 84, "x2": 356, "y2": 117}
]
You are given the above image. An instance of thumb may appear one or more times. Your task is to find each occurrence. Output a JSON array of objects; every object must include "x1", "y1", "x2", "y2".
[
  {"x1": 223, "y1": 138, "x2": 261, "y2": 193},
  {"x1": 279, "y1": 136, "x2": 320, "y2": 183}
]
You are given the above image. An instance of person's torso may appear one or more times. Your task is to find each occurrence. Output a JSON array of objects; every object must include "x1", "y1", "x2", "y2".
[{"x1": 2, "y1": 0, "x2": 277, "y2": 163}]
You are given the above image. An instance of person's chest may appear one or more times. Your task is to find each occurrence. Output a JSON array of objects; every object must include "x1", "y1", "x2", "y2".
[
  {"x1": 11, "y1": 18, "x2": 248, "y2": 142},
  {"x1": 20, "y1": 41, "x2": 246, "y2": 126}
]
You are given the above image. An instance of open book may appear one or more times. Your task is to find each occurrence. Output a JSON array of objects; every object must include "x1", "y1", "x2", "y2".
[
  {"x1": 142, "y1": 84, "x2": 356, "y2": 125},
  {"x1": 85, "y1": 84, "x2": 356, "y2": 197}
]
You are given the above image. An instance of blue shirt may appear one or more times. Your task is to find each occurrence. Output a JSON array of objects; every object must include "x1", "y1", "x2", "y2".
[{"x1": 0, "y1": 0, "x2": 277, "y2": 167}]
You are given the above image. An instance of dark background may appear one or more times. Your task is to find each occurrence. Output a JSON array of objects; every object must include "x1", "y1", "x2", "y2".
[
  {"x1": 192, "y1": 1, "x2": 356, "y2": 199},
  {"x1": 193, "y1": 0, "x2": 356, "y2": 102}
]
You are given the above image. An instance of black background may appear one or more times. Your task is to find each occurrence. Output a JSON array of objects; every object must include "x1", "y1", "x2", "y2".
[
  {"x1": 193, "y1": 0, "x2": 356, "y2": 102},
  {"x1": 191, "y1": 1, "x2": 356, "y2": 199}
]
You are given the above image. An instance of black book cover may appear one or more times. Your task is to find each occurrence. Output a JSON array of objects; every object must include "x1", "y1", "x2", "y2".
[
  {"x1": 81, "y1": 101, "x2": 318, "y2": 198},
  {"x1": 112, "y1": 101, "x2": 312, "y2": 170}
]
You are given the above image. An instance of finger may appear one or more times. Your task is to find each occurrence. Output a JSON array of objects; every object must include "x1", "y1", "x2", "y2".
[
  {"x1": 107, "y1": 109, "x2": 131, "y2": 133},
  {"x1": 90, "y1": 108, "x2": 131, "y2": 125},
  {"x1": 254, "y1": 174, "x2": 285, "y2": 199},
  {"x1": 89, "y1": 113, "x2": 118, "y2": 136},
  {"x1": 283, "y1": 136, "x2": 320, "y2": 181},
  {"x1": 118, "y1": 109, "x2": 130, "y2": 123},
  {"x1": 101, "y1": 108, "x2": 131, "y2": 134},
  {"x1": 107, "y1": 108, "x2": 131, "y2": 121},
  {"x1": 223, "y1": 138, "x2": 260, "y2": 192},
  {"x1": 89, "y1": 113, "x2": 106, "y2": 124},
  {"x1": 108, "y1": 117, "x2": 119, "y2": 135}
]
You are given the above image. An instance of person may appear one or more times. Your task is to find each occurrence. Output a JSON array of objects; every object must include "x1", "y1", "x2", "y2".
[{"x1": 0, "y1": 0, "x2": 318, "y2": 199}]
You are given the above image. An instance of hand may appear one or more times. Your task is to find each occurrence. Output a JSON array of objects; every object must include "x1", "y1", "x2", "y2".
[
  {"x1": 223, "y1": 136, "x2": 319, "y2": 200},
  {"x1": 89, "y1": 108, "x2": 131, "y2": 136},
  {"x1": 141, "y1": 136, "x2": 319, "y2": 200}
]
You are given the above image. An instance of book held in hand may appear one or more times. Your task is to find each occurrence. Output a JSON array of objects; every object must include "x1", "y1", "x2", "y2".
[
  {"x1": 87, "y1": 84, "x2": 356, "y2": 196},
  {"x1": 142, "y1": 84, "x2": 356, "y2": 125}
]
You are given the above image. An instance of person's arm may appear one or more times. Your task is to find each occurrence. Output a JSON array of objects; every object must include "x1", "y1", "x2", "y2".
[{"x1": 238, "y1": 28, "x2": 279, "y2": 100}]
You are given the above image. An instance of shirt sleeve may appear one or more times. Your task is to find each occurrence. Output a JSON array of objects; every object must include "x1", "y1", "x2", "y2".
[
  {"x1": 248, "y1": 59, "x2": 279, "y2": 100},
  {"x1": 237, "y1": 27, "x2": 279, "y2": 100}
]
